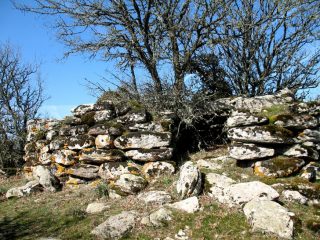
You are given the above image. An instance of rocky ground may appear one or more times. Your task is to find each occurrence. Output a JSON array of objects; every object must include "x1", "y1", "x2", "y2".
[{"x1": 0, "y1": 146, "x2": 319, "y2": 240}]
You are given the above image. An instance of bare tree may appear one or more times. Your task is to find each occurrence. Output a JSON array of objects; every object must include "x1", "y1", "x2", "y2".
[
  {"x1": 0, "y1": 43, "x2": 46, "y2": 172},
  {"x1": 215, "y1": 0, "x2": 320, "y2": 97}
]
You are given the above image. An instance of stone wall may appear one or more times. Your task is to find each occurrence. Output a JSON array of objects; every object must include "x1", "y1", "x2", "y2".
[
  {"x1": 225, "y1": 90, "x2": 320, "y2": 181},
  {"x1": 23, "y1": 101, "x2": 177, "y2": 187}
]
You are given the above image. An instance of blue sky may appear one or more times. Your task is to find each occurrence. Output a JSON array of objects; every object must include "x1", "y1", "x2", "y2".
[
  {"x1": 0, "y1": 0, "x2": 111, "y2": 119},
  {"x1": 1, "y1": 1, "x2": 319, "y2": 119}
]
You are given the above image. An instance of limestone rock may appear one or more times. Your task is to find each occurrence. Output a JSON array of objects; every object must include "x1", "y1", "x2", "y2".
[
  {"x1": 46, "y1": 130, "x2": 58, "y2": 141},
  {"x1": 6, "y1": 180, "x2": 42, "y2": 198},
  {"x1": 254, "y1": 156, "x2": 305, "y2": 178},
  {"x1": 226, "y1": 111, "x2": 268, "y2": 128},
  {"x1": 91, "y1": 211, "x2": 138, "y2": 240},
  {"x1": 229, "y1": 143, "x2": 275, "y2": 160},
  {"x1": 282, "y1": 190, "x2": 308, "y2": 205},
  {"x1": 117, "y1": 109, "x2": 148, "y2": 124},
  {"x1": 205, "y1": 173, "x2": 235, "y2": 201},
  {"x1": 69, "y1": 164, "x2": 99, "y2": 179},
  {"x1": 95, "y1": 135, "x2": 114, "y2": 149},
  {"x1": 72, "y1": 104, "x2": 102, "y2": 117},
  {"x1": 65, "y1": 135, "x2": 95, "y2": 150},
  {"x1": 137, "y1": 191, "x2": 172, "y2": 205},
  {"x1": 113, "y1": 173, "x2": 147, "y2": 195},
  {"x1": 79, "y1": 148, "x2": 126, "y2": 163},
  {"x1": 168, "y1": 196, "x2": 200, "y2": 213},
  {"x1": 297, "y1": 129, "x2": 320, "y2": 143},
  {"x1": 39, "y1": 152, "x2": 52, "y2": 165},
  {"x1": 176, "y1": 161, "x2": 202, "y2": 199},
  {"x1": 114, "y1": 132, "x2": 171, "y2": 149},
  {"x1": 142, "y1": 162, "x2": 175, "y2": 179},
  {"x1": 243, "y1": 199, "x2": 294, "y2": 239},
  {"x1": 125, "y1": 148, "x2": 173, "y2": 162},
  {"x1": 32, "y1": 165, "x2": 60, "y2": 192},
  {"x1": 300, "y1": 162, "x2": 320, "y2": 181},
  {"x1": 148, "y1": 208, "x2": 173, "y2": 227},
  {"x1": 86, "y1": 202, "x2": 110, "y2": 214},
  {"x1": 129, "y1": 122, "x2": 164, "y2": 132},
  {"x1": 65, "y1": 176, "x2": 87, "y2": 186},
  {"x1": 228, "y1": 126, "x2": 294, "y2": 144},
  {"x1": 59, "y1": 125, "x2": 88, "y2": 136},
  {"x1": 49, "y1": 138, "x2": 66, "y2": 151},
  {"x1": 222, "y1": 181, "x2": 279, "y2": 207},
  {"x1": 274, "y1": 114, "x2": 318, "y2": 130},
  {"x1": 98, "y1": 162, "x2": 129, "y2": 181},
  {"x1": 94, "y1": 110, "x2": 115, "y2": 122},
  {"x1": 52, "y1": 150, "x2": 77, "y2": 166},
  {"x1": 88, "y1": 123, "x2": 124, "y2": 136},
  {"x1": 282, "y1": 144, "x2": 309, "y2": 158}
]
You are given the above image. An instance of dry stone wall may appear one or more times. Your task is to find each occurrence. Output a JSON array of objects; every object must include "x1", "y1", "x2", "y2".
[
  {"x1": 224, "y1": 90, "x2": 320, "y2": 180},
  {"x1": 23, "y1": 101, "x2": 177, "y2": 187}
]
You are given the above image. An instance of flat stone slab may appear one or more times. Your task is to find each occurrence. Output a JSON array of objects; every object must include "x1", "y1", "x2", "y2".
[{"x1": 229, "y1": 143, "x2": 275, "y2": 160}]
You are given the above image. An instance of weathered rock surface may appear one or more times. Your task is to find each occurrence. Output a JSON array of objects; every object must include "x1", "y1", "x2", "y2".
[
  {"x1": 113, "y1": 173, "x2": 147, "y2": 195},
  {"x1": 254, "y1": 157, "x2": 305, "y2": 178},
  {"x1": 195, "y1": 159, "x2": 222, "y2": 170},
  {"x1": 205, "y1": 173, "x2": 235, "y2": 201},
  {"x1": 91, "y1": 211, "x2": 138, "y2": 239},
  {"x1": 114, "y1": 132, "x2": 171, "y2": 149},
  {"x1": 226, "y1": 111, "x2": 268, "y2": 128},
  {"x1": 79, "y1": 149, "x2": 126, "y2": 163},
  {"x1": 168, "y1": 196, "x2": 200, "y2": 213},
  {"x1": 72, "y1": 104, "x2": 102, "y2": 117},
  {"x1": 98, "y1": 162, "x2": 129, "y2": 181},
  {"x1": 228, "y1": 126, "x2": 294, "y2": 144},
  {"x1": 282, "y1": 190, "x2": 308, "y2": 205},
  {"x1": 176, "y1": 161, "x2": 202, "y2": 199},
  {"x1": 117, "y1": 110, "x2": 148, "y2": 124},
  {"x1": 6, "y1": 180, "x2": 42, "y2": 198},
  {"x1": 243, "y1": 199, "x2": 294, "y2": 239},
  {"x1": 69, "y1": 164, "x2": 99, "y2": 179},
  {"x1": 274, "y1": 114, "x2": 318, "y2": 130},
  {"x1": 297, "y1": 129, "x2": 320, "y2": 143},
  {"x1": 32, "y1": 166, "x2": 60, "y2": 192},
  {"x1": 86, "y1": 202, "x2": 110, "y2": 214},
  {"x1": 94, "y1": 110, "x2": 115, "y2": 122},
  {"x1": 95, "y1": 135, "x2": 114, "y2": 149},
  {"x1": 137, "y1": 191, "x2": 172, "y2": 205},
  {"x1": 125, "y1": 148, "x2": 173, "y2": 162},
  {"x1": 88, "y1": 123, "x2": 124, "y2": 136},
  {"x1": 147, "y1": 208, "x2": 173, "y2": 227},
  {"x1": 229, "y1": 143, "x2": 275, "y2": 160},
  {"x1": 142, "y1": 161, "x2": 175, "y2": 179},
  {"x1": 222, "y1": 181, "x2": 279, "y2": 207},
  {"x1": 282, "y1": 144, "x2": 309, "y2": 158},
  {"x1": 300, "y1": 162, "x2": 320, "y2": 181},
  {"x1": 65, "y1": 135, "x2": 95, "y2": 150},
  {"x1": 52, "y1": 150, "x2": 77, "y2": 166}
]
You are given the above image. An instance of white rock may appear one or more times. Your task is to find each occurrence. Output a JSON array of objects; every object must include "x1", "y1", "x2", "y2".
[
  {"x1": 98, "y1": 162, "x2": 129, "y2": 181},
  {"x1": 138, "y1": 191, "x2": 172, "y2": 205},
  {"x1": 94, "y1": 110, "x2": 115, "y2": 122},
  {"x1": 282, "y1": 190, "x2": 308, "y2": 205},
  {"x1": 243, "y1": 199, "x2": 294, "y2": 239},
  {"x1": 282, "y1": 144, "x2": 308, "y2": 158},
  {"x1": 114, "y1": 173, "x2": 148, "y2": 195},
  {"x1": 298, "y1": 129, "x2": 320, "y2": 143},
  {"x1": 52, "y1": 150, "x2": 77, "y2": 166},
  {"x1": 205, "y1": 173, "x2": 235, "y2": 202},
  {"x1": 274, "y1": 114, "x2": 318, "y2": 130},
  {"x1": 176, "y1": 161, "x2": 202, "y2": 199},
  {"x1": 95, "y1": 135, "x2": 113, "y2": 149},
  {"x1": 168, "y1": 196, "x2": 200, "y2": 213},
  {"x1": 229, "y1": 143, "x2": 275, "y2": 160},
  {"x1": 222, "y1": 181, "x2": 279, "y2": 207},
  {"x1": 142, "y1": 161, "x2": 175, "y2": 179},
  {"x1": 149, "y1": 208, "x2": 173, "y2": 227},
  {"x1": 226, "y1": 111, "x2": 268, "y2": 127},
  {"x1": 86, "y1": 202, "x2": 110, "y2": 214},
  {"x1": 125, "y1": 148, "x2": 173, "y2": 162},
  {"x1": 6, "y1": 180, "x2": 42, "y2": 198},
  {"x1": 32, "y1": 166, "x2": 60, "y2": 192},
  {"x1": 91, "y1": 211, "x2": 138, "y2": 239}
]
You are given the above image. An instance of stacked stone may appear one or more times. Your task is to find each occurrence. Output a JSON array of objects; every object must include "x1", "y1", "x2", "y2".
[
  {"x1": 24, "y1": 101, "x2": 176, "y2": 193},
  {"x1": 226, "y1": 90, "x2": 320, "y2": 180}
]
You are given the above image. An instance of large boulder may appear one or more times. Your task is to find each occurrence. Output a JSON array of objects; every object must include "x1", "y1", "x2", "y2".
[
  {"x1": 222, "y1": 181, "x2": 279, "y2": 207},
  {"x1": 243, "y1": 199, "x2": 294, "y2": 239},
  {"x1": 229, "y1": 143, "x2": 275, "y2": 160},
  {"x1": 176, "y1": 161, "x2": 202, "y2": 199},
  {"x1": 91, "y1": 211, "x2": 138, "y2": 240},
  {"x1": 32, "y1": 166, "x2": 60, "y2": 192},
  {"x1": 125, "y1": 148, "x2": 173, "y2": 162},
  {"x1": 137, "y1": 191, "x2": 172, "y2": 205},
  {"x1": 254, "y1": 156, "x2": 305, "y2": 178},
  {"x1": 114, "y1": 132, "x2": 171, "y2": 149},
  {"x1": 6, "y1": 180, "x2": 42, "y2": 198},
  {"x1": 228, "y1": 126, "x2": 294, "y2": 144},
  {"x1": 79, "y1": 149, "x2": 126, "y2": 163},
  {"x1": 113, "y1": 173, "x2": 148, "y2": 195},
  {"x1": 226, "y1": 111, "x2": 268, "y2": 128}
]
